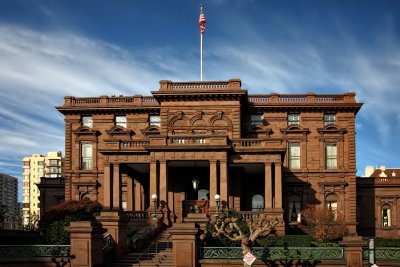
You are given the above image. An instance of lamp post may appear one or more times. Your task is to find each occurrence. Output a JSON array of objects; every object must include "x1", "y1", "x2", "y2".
[
  {"x1": 151, "y1": 193, "x2": 158, "y2": 221},
  {"x1": 215, "y1": 194, "x2": 220, "y2": 219}
]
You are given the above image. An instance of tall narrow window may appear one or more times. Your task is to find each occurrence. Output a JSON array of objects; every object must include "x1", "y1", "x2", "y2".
[
  {"x1": 288, "y1": 194, "x2": 301, "y2": 222},
  {"x1": 115, "y1": 115, "x2": 127, "y2": 128},
  {"x1": 325, "y1": 143, "x2": 337, "y2": 169},
  {"x1": 82, "y1": 116, "x2": 93, "y2": 128},
  {"x1": 325, "y1": 193, "x2": 338, "y2": 220},
  {"x1": 250, "y1": 114, "x2": 263, "y2": 127},
  {"x1": 150, "y1": 115, "x2": 161, "y2": 127},
  {"x1": 289, "y1": 143, "x2": 301, "y2": 169},
  {"x1": 81, "y1": 143, "x2": 93, "y2": 170},
  {"x1": 251, "y1": 195, "x2": 264, "y2": 211},
  {"x1": 382, "y1": 204, "x2": 391, "y2": 227},
  {"x1": 288, "y1": 113, "x2": 300, "y2": 125},
  {"x1": 324, "y1": 114, "x2": 336, "y2": 126}
]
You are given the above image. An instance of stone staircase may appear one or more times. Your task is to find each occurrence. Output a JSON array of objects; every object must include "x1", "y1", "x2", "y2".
[{"x1": 107, "y1": 229, "x2": 172, "y2": 267}]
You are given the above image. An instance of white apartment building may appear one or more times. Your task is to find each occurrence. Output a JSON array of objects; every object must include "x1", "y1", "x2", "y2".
[{"x1": 22, "y1": 151, "x2": 64, "y2": 227}]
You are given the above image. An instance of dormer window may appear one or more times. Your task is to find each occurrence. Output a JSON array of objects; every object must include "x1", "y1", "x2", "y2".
[
  {"x1": 115, "y1": 115, "x2": 127, "y2": 128},
  {"x1": 250, "y1": 114, "x2": 263, "y2": 127},
  {"x1": 324, "y1": 114, "x2": 336, "y2": 126},
  {"x1": 150, "y1": 115, "x2": 161, "y2": 127},
  {"x1": 288, "y1": 113, "x2": 300, "y2": 125},
  {"x1": 82, "y1": 116, "x2": 93, "y2": 128}
]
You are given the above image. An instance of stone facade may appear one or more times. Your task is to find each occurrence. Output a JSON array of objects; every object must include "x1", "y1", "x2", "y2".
[{"x1": 57, "y1": 79, "x2": 362, "y2": 235}]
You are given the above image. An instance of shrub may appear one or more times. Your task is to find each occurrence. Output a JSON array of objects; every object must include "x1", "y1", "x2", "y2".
[
  {"x1": 300, "y1": 207, "x2": 347, "y2": 243},
  {"x1": 41, "y1": 199, "x2": 103, "y2": 245}
]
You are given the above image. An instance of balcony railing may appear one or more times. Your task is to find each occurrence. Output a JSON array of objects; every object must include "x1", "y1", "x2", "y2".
[
  {"x1": 170, "y1": 136, "x2": 207, "y2": 144},
  {"x1": 120, "y1": 140, "x2": 150, "y2": 149},
  {"x1": 63, "y1": 96, "x2": 158, "y2": 107},
  {"x1": 248, "y1": 92, "x2": 356, "y2": 104}
]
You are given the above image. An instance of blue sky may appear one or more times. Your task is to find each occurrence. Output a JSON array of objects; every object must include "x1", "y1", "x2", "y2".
[{"x1": 1, "y1": 0, "x2": 400, "y2": 199}]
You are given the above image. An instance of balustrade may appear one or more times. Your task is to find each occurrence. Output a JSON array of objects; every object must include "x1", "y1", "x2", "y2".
[{"x1": 170, "y1": 136, "x2": 207, "y2": 144}]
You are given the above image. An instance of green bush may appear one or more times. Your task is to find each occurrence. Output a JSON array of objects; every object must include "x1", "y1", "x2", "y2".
[
  {"x1": 363, "y1": 237, "x2": 400, "y2": 247},
  {"x1": 41, "y1": 199, "x2": 103, "y2": 245},
  {"x1": 256, "y1": 235, "x2": 312, "y2": 247}
]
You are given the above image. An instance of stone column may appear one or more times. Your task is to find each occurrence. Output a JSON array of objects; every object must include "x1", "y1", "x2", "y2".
[
  {"x1": 170, "y1": 223, "x2": 199, "y2": 267},
  {"x1": 274, "y1": 162, "x2": 282, "y2": 209},
  {"x1": 220, "y1": 160, "x2": 228, "y2": 207},
  {"x1": 265, "y1": 163, "x2": 272, "y2": 210},
  {"x1": 103, "y1": 163, "x2": 112, "y2": 210},
  {"x1": 97, "y1": 211, "x2": 128, "y2": 257},
  {"x1": 112, "y1": 163, "x2": 121, "y2": 211},
  {"x1": 159, "y1": 160, "x2": 167, "y2": 204},
  {"x1": 66, "y1": 221, "x2": 104, "y2": 267},
  {"x1": 209, "y1": 160, "x2": 217, "y2": 207},
  {"x1": 339, "y1": 236, "x2": 366, "y2": 267},
  {"x1": 127, "y1": 177, "x2": 133, "y2": 211},
  {"x1": 149, "y1": 160, "x2": 158, "y2": 203}
]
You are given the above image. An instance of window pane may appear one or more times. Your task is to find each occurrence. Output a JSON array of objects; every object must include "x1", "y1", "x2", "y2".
[
  {"x1": 81, "y1": 143, "x2": 93, "y2": 170},
  {"x1": 382, "y1": 205, "x2": 391, "y2": 227},
  {"x1": 289, "y1": 143, "x2": 300, "y2": 169},
  {"x1": 251, "y1": 114, "x2": 263, "y2": 126},
  {"x1": 82, "y1": 116, "x2": 93, "y2": 128},
  {"x1": 150, "y1": 115, "x2": 161, "y2": 127},
  {"x1": 288, "y1": 113, "x2": 300, "y2": 125},
  {"x1": 326, "y1": 144, "x2": 337, "y2": 169},
  {"x1": 324, "y1": 114, "x2": 336, "y2": 126},
  {"x1": 115, "y1": 116, "x2": 127, "y2": 128}
]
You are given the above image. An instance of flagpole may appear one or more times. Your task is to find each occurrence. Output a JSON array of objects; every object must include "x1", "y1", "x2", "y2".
[{"x1": 200, "y1": 31, "x2": 203, "y2": 81}]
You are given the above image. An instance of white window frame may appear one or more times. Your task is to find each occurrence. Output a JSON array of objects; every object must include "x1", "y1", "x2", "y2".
[
  {"x1": 115, "y1": 115, "x2": 127, "y2": 128},
  {"x1": 82, "y1": 116, "x2": 93, "y2": 128},
  {"x1": 382, "y1": 204, "x2": 391, "y2": 227},
  {"x1": 325, "y1": 143, "x2": 337, "y2": 169},
  {"x1": 288, "y1": 113, "x2": 300, "y2": 125},
  {"x1": 81, "y1": 143, "x2": 93, "y2": 170},
  {"x1": 289, "y1": 143, "x2": 301, "y2": 169},
  {"x1": 150, "y1": 115, "x2": 161, "y2": 127},
  {"x1": 324, "y1": 114, "x2": 336, "y2": 126}
]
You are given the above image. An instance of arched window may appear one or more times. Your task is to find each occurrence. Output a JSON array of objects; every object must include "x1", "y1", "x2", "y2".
[
  {"x1": 198, "y1": 189, "x2": 209, "y2": 200},
  {"x1": 382, "y1": 204, "x2": 391, "y2": 227},
  {"x1": 80, "y1": 193, "x2": 92, "y2": 201},
  {"x1": 252, "y1": 195, "x2": 264, "y2": 211},
  {"x1": 288, "y1": 194, "x2": 301, "y2": 222},
  {"x1": 325, "y1": 193, "x2": 338, "y2": 220}
]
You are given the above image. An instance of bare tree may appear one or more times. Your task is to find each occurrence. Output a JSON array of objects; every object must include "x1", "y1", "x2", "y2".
[{"x1": 210, "y1": 214, "x2": 281, "y2": 256}]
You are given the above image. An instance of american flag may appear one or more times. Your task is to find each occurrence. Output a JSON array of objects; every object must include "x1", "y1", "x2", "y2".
[{"x1": 199, "y1": 6, "x2": 206, "y2": 33}]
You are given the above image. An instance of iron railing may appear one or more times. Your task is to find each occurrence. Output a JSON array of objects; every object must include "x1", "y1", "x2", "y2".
[
  {"x1": 200, "y1": 247, "x2": 344, "y2": 260},
  {"x1": 102, "y1": 233, "x2": 112, "y2": 250},
  {"x1": 0, "y1": 245, "x2": 70, "y2": 258},
  {"x1": 363, "y1": 247, "x2": 400, "y2": 261}
]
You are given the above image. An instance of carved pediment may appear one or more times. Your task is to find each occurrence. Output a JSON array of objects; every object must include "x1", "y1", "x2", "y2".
[
  {"x1": 317, "y1": 124, "x2": 346, "y2": 135},
  {"x1": 141, "y1": 125, "x2": 160, "y2": 136},
  {"x1": 73, "y1": 126, "x2": 100, "y2": 137},
  {"x1": 281, "y1": 125, "x2": 310, "y2": 135},
  {"x1": 106, "y1": 126, "x2": 134, "y2": 138}
]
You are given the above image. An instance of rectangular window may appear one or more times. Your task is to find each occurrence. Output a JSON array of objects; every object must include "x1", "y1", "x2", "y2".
[
  {"x1": 150, "y1": 115, "x2": 161, "y2": 127},
  {"x1": 82, "y1": 116, "x2": 93, "y2": 128},
  {"x1": 250, "y1": 114, "x2": 263, "y2": 127},
  {"x1": 288, "y1": 113, "x2": 300, "y2": 125},
  {"x1": 38, "y1": 168, "x2": 44, "y2": 173},
  {"x1": 49, "y1": 167, "x2": 59, "y2": 173},
  {"x1": 382, "y1": 205, "x2": 391, "y2": 227},
  {"x1": 81, "y1": 143, "x2": 93, "y2": 170},
  {"x1": 49, "y1": 159, "x2": 58, "y2": 166},
  {"x1": 23, "y1": 161, "x2": 30, "y2": 166},
  {"x1": 325, "y1": 143, "x2": 337, "y2": 169},
  {"x1": 324, "y1": 114, "x2": 336, "y2": 126},
  {"x1": 115, "y1": 115, "x2": 127, "y2": 128},
  {"x1": 289, "y1": 143, "x2": 301, "y2": 169}
]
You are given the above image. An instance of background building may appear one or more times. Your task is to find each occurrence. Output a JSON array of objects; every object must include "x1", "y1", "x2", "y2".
[
  {"x1": 22, "y1": 151, "x2": 64, "y2": 227},
  {"x1": 0, "y1": 173, "x2": 20, "y2": 230},
  {"x1": 57, "y1": 79, "x2": 362, "y2": 235},
  {"x1": 357, "y1": 165, "x2": 400, "y2": 238}
]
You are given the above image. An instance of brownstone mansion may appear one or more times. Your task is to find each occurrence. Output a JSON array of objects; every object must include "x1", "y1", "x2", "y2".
[{"x1": 57, "y1": 79, "x2": 362, "y2": 235}]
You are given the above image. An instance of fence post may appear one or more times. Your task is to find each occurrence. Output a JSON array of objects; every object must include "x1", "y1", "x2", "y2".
[
  {"x1": 170, "y1": 223, "x2": 199, "y2": 267},
  {"x1": 339, "y1": 236, "x2": 366, "y2": 267},
  {"x1": 96, "y1": 211, "x2": 128, "y2": 256},
  {"x1": 66, "y1": 221, "x2": 104, "y2": 267}
]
